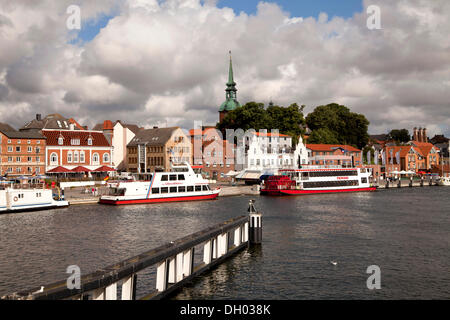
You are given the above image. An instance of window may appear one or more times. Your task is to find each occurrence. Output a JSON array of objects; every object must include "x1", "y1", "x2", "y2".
[
  {"x1": 161, "y1": 175, "x2": 168, "y2": 181},
  {"x1": 361, "y1": 178, "x2": 367, "y2": 183},
  {"x1": 187, "y1": 186, "x2": 194, "y2": 192},
  {"x1": 36, "y1": 147, "x2": 41, "y2": 153},
  {"x1": 88, "y1": 138, "x2": 93, "y2": 145},
  {"x1": 36, "y1": 156, "x2": 40, "y2": 162},
  {"x1": 67, "y1": 152, "x2": 72, "y2": 163},
  {"x1": 161, "y1": 187, "x2": 169, "y2": 194},
  {"x1": 27, "y1": 157, "x2": 32, "y2": 162},
  {"x1": 27, "y1": 146, "x2": 32, "y2": 152},
  {"x1": 170, "y1": 187, "x2": 178, "y2": 193},
  {"x1": 178, "y1": 186, "x2": 186, "y2": 192},
  {"x1": 74, "y1": 151, "x2": 79, "y2": 163},
  {"x1": 80, "y1": 151, "x2": 85, "y2": 163},
  {"x1": 169, "y1": 174, "x2": 177, "y2": 181},
  {"x1": 50, "y1": 153, "x2": 58, "y2": 165},
  {"x1": 58, "y1": 137, "x2": 64, "y2": 145},
  {"x1": 195, "y1": 186, "x2": 202, "y2": 192},
  {"x1": 7, "y1": 146, "x2": 12, "y2": 153},
  {"x1": 202, "y1": 185, "x2": 209, "y2": 191},
  {"x1": 178, "y1": 174, "x2": 185, "y2": 181},
  {"x1": 103, "y1": 153, "x2": 110, "y2": 163},
  {"x1": 7, "y1": 157, "x2": 12, "y2": 162},
  {"x1": 17, "y1": 140, "x2": 21, "y2": 144},
  {"x1": 16, "y1": 146, "x2": 21, "y2": 152},
  {"x1": 71, "y1": 139, "x2": 80, "y2": 145},
  {"x1": 152, "y1": 188, "x2": 160, "y2": 194},
  {"x1": 92, "y1": 153, "x2": 99, "y2": 165},
  {"x1": 16, "y1": 156, "x2": 21, "y2": 162},
  {"x1": 7, "y1": 139, "x2": 11, "y2": 144}
]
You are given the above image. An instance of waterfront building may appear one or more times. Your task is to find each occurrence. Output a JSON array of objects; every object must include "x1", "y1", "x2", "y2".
[
  {"x1": 127, "y1": 127, "x2": 192, "y2": 173},
  {"x1": 93, "y1": 120, "x2": 142, "y2": 171},
  {"x1": 306, "y1": 144, "x2": 362, "y2": 167},
  {"x1": 218, "y1": 52, "x2": 240, "y2": 123},
  {"x1": 41, "y1": 128, "x2": 113, "y2": 173},
  {"x1": 408, "y1": 141, "x2": 440, "y2": 170},
  {"x1": 189, "y1": 127, "x2": 235, "y2": 181},
  {"x1": 0, "y1": 128, "x2": 46, "y2": 177},
  {"x1": 235, "y1": 131, "x2": 308, "y2": 181},
  {"x1": 20, "y1": 113, "x2": 85, "y2": 132}
]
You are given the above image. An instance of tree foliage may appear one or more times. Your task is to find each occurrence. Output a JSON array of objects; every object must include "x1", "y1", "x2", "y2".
[
  {"x1": 305, "y1": 103, "x2": 370, "y2": 149},
  {"x1": 217, "y1": 102, "x2": 306, "y2": 144},
  {"x1": 388, "y1": 129, "x2": 410, "y2": 143}
]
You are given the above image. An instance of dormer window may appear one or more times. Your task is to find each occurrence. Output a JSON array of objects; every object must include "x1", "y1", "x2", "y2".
[
  {"x1": 58, "y1": 136, "x2": 64, "y2": 145},
  {"x1": 71, "y1": 138, "x2": 80, "y2": 145},
  {"x1": 87, "y1": 137, "x2": 93, "y2": 145}
]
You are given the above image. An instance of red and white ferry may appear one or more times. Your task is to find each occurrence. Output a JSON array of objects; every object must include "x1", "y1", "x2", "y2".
[
  {"x1": 260, "y1": 166, "x2": 377, "y2": 196},
  {"x1": 99, "y1": 163, "x2": 220, "y2": 205}
]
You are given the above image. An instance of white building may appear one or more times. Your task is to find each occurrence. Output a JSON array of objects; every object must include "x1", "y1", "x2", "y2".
[
  {"x1": 234, "y1": 130, "x2": 308, "y2": 180},
  {"x1": 93, "y1": 120, "x2": 142, "y2": 170}
]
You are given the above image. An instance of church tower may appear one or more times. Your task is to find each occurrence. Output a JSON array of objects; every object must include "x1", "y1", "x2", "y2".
[{"x1": 219, "y1": 51, "x2": 240, "y2": 122}]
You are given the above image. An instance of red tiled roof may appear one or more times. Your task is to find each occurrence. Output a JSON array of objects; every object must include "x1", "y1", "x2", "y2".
[
  {"x1": 306, "y1": 144, "x2": 361, "y2": 152},
  {"x1": 42, "y1": 130, "x2": 110, "y2": 147},
  {"x1": 411, "y1": 142, "x2": 437, "y2": 156}
]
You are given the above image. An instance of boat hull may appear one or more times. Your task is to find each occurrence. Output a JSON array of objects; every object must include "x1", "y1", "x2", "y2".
[
  {"x1": 261, "y1": 187, "x2": 377, "y2": 196},
  {"x1": 0, "y1": 201, "x2": 69, "y2": 215},
  {"x1": 99, "y1": 192, "x2": 220, "y2": 205}
]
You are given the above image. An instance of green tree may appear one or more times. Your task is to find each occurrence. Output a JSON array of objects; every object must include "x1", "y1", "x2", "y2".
[
  {"x1": 388, "y1": 129, "x2": 410, "y2": 143},
  {"x1": 306, "y1": 103, "x2": 369, "y2": 149},
  {"x1": 307, "y1": 128, "x2": 339, "y2": 144},
  {"x1": 217, "y1": 101, "x2": 306, "y2": 144}
]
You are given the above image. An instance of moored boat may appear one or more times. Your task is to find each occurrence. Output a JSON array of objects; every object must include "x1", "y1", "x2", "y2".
[
  {"x1": 0, "y1": 183, "x2": 69, "y2": 214},
  {"x1": 99, "y1": 162, "x2": 221, "y2": 205},
  {"x1": 261, "y1": 166, "x2": 377, "y2": 196}
]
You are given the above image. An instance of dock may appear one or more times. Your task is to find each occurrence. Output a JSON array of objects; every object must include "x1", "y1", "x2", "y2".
[{"x1": 1, "y1": 202, "x2": 263, "y2": 300}]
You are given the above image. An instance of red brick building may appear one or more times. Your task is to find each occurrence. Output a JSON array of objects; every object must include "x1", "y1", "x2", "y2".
[
  {"x1": 306, "y1": 144, "x2": 362, "y2": 167},
  {"x1": 42, "y1": 129, "x2": 112, "y2": 172},
  {"x1": 0, "y1": 130, "x2": 46, "y2": 177},
  {"x1": 190, "y1": 128, "x2": 235, "y2": 181}
]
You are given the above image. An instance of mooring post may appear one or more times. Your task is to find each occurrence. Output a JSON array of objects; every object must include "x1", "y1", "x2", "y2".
[
  {"x1": 248, "y1": 200, "x2": 262, "y2": 245},
  {"x1": 397, "y1": 179, "x2": 401, "y2": 188},
  {"x1": 409, "y1": 176, "x2": 413, "y2": 187},
  {"x1": 429, "y1": 177, "x2": 432, "y2": 186},
  {"x1": 420, "y1": 176, "x2": 424, "y2": 187},
  {"x1": 385, "y1": 180, "x2": 389, "y2": 189}
]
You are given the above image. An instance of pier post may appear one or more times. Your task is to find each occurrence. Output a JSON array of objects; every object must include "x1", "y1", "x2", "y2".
[
  {"x1": 409, "y1": 177, "x2": 413, "y2": 187},
  {"x1": 248, "y1": 200, "x2": 262, "y2": 245},
  {"x1": 420, "y1": 176, "x2": 424, "y2": 187},
  {"x1": 385, "y1": 180, "x2": 389, "y2": 189},
  {"x1": 156, "y1": 260, "x2": 168, "y2": 292},
  {"x1": 429, "y1": 177, "x2": 432, "y2": 186},
  {"x1": 121, "y1": 274, "x2": 137, "y2": 300},
  {"x1": 397, "y1": 179, "x2": 401, "y2": 188}
]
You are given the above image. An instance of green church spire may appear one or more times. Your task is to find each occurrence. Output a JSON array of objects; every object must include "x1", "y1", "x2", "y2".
[{"x1": 220, "y1": 51, "x2": 240, "y2": 112}]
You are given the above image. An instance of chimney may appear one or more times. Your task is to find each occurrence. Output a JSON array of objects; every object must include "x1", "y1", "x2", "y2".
[
  {"x1": 36, "y1": 114, "x2": 42, "y2": 121},
  {"x1": 418, "y1": 127, "x2": 422, "y2": 142},
  {"x1": 413, "y1": 127, "x2": 418, "y2": 141},
  {"x1": 69, "y1": 123, "x2": 75, "y2": 130},
  {"x1": 423, "y1": 128, "x2": 427, "y2": 143}
]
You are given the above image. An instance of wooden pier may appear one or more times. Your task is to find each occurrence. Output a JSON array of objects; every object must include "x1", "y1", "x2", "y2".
[{"x1": 1, "y1": 203, "x2": 263, "y2": 300}]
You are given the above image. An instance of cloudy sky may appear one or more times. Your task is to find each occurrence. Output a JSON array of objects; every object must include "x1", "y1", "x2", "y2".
[{"x1": 0, "y1": 0, "x2": 449, "y2": 137}]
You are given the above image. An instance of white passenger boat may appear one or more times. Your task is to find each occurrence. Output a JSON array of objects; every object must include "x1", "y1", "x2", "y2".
[
  {"x1": 0, "y1": 183, "x2": 69, "y2": 214},
  {"x1": 99, "y1": 162, "x2": 221, "y2": 205},
  {"x1": 261, "y1": 166, "x2": 376, "y2": 195}
]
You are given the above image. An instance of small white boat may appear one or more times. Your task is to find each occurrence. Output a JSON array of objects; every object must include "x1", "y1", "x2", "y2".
[
  {"x1": 437, "y1": 177, "x2": 450, "y2": 186},
  {"x1": 99, "y1": 162, "x2": 221, "y2": 205},
  {"x1": 0, "y1": 183, "x2": 69, "y2": 214}
]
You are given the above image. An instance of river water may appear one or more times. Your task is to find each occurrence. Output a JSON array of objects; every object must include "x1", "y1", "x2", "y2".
[{"x1": 0, "y1": 187, "x2": 449, "y2": 299}]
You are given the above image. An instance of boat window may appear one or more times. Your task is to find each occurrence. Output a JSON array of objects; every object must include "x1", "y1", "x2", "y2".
[
  {"x1": 152, "y1": 188, "x2": 160, "y2": 194},
  {"x1": 161, "y1": 187, "x2": 169, "y2": 194},
  {"x1": 195, "y1": 186, "x2": 202, "y2": 192},
  {"x1": 161, "y1": 175, "x2": 168, "y2": 181},
  {"x1": 178, "y1": 186, "x2": 186, "y2": 192},
  {"x1": 302, "y1": 172, "x2": 309, "y2": 178},
  {"x1": 170, "y1": 187, "x2": 178, "y2": 193},
  {"x1": 109, "y1": 188, "x2": 126, "y2": 196},
  {"x1": 178, "y1": 174, "x2": 185, "y2": 181},
  {"x1": 361, "y1": 178, "x2": 367, "y2": 183},
  {"x1": 170, "y1": 174, "x2": 177, "y2": 181},
  {"x1": 202, "y1": 185, "x2": 209, "y2": 191},
  {"x1": 187, "y1": 186, "x2": 194, "y2": 192}
]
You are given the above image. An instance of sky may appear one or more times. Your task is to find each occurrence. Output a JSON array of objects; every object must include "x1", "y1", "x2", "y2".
[{"x1": 0, "y1": 0, "x2": 449, "y2": 138}]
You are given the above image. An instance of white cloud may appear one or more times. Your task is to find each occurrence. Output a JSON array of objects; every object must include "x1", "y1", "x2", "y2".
[{"x1": 0, "y1": 0, "x2": 449, "y2": 138}]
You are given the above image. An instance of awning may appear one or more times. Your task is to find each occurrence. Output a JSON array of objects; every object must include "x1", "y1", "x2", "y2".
[
  {"x1": 71, "y1": 166, "x2": 91, "y2": 172},
  {"x1": 225, "y1": 170, "x2": 239, "y2": 177},
  {"x1": 93, "y1": 166, "x2": 116, "y2": 172},
  {"x1": 47, "y1": 166, "x2": 72, "y2": 173},
  {"x1": 236, "y1": 170, "x2": 262, "y2": 180}
]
